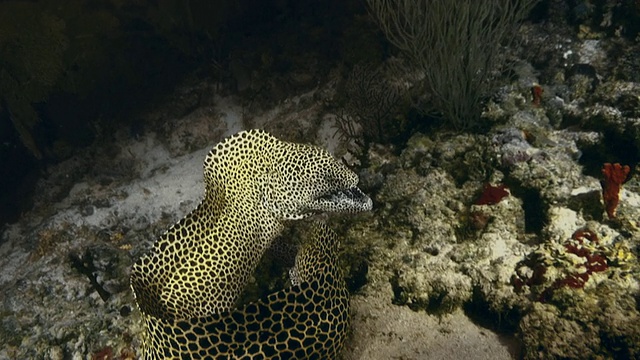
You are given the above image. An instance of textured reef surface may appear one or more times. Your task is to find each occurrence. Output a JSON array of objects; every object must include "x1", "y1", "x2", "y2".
[{"x1": 1, "y1": 8, "x2": 640, "y2": 359}]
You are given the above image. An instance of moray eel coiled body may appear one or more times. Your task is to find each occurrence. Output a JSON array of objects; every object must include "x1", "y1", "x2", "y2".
[
  {"x1": 131, "y1": 130, "x2": 372, "y2": 358},
  {"x1": 143, "y1": 223, "x2": 349, "y2": 359}
]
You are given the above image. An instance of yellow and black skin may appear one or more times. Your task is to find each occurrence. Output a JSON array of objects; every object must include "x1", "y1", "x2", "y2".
[
  {"x1": 131, "y1": 129, "x2": 370, "y2": 320},
  {"x1": 143, "y1": 223, "x2": 349, "y2": 360},
  {"x1": 130, "y1": 129, "x2": 371, "y2": 358}
]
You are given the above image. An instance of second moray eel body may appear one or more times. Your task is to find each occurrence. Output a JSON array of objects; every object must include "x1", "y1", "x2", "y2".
[
  {"x1": 144, "y1": 223, "x2": 349, "y2": 359},
  {"x1": 131, "y1": 130, "x2": 372, "y2": 358}
]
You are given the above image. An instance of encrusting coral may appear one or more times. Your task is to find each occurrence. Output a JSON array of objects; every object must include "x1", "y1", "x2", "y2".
[
  {"x1": 130, "y1": 130, "x2": 372, "y2": 358},
  {"x1": 512, "y1": 229, "x2": 621, "y2": 302}
]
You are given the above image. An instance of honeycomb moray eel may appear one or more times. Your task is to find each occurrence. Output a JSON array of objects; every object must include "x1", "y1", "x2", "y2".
[
  {"x1": 130, "y1": 130, "x2": 372, "y2": 358},
  {"x1": 143, "y1": 222, "x2": 349, "y2": 359}
]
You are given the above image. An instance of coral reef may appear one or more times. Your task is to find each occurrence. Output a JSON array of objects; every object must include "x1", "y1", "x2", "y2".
[
  {"x1": 3, "y1": 3, "x2": 640, "y2": 358},
  {"x1": 344, "y1": 121, "x2": 640, "y2": 357},
  {"x1": 512, "y1": 228, "x2": 634, "y2": 303},
  {"x1": 366, "y1": 0, "x2": 539, "y2": 129}
]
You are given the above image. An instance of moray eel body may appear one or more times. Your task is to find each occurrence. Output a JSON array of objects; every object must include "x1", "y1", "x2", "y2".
[
  {"x1": 143, "y1": 223, "x2": 349, "y2": 359},
  {"x1": 131, "y1": 130, "x2": 371, "y2": 358}
]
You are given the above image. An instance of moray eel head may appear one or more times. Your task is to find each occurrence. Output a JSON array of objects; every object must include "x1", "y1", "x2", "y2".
[
  {"x1": 262, "y1": 139, "x2": 373, "y2": 220},
  {"x1": 204, "y1": 129, "x2": 372, "y2": 220}
]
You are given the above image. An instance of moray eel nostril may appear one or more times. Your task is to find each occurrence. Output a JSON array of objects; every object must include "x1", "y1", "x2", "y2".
[{"x1": 130, "y1": 130, "x2": 371, "y2": 358}]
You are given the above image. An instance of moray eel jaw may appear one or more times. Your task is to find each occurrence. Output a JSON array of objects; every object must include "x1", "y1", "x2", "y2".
[
  {"x1": 306, "y1": 185, "x2": 372, "y2": 215},
  {"x1": 270, "y1": 184, "x2": 373, "y2": 220}
]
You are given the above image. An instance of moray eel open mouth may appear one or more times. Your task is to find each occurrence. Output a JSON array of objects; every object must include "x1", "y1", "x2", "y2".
[{"x1": 311, "y1": 186, "x2": 373, "y2": 213}]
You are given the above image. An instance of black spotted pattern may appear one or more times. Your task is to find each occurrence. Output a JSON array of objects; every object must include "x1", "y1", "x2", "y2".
[
  {"x1": 143, "y1": 223, "x2": 349, "y2": 360},
  {"x1": 130, "y1": 130, "x2": 371, "y2": 358}
]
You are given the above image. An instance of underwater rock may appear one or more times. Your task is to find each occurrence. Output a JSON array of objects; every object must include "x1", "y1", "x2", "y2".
[
  {"x1": 361, "y1": 132, "x2": 530, "y2": 318},
  {"x1": 511, "y1": 204, "x2": 640, "y2": 358},
  {"x1": 0, "y1": 222, "x2": 139, "y2": 359},
  {"x1": 581, "y1": 81, "x2": 640, "y2": 146}
]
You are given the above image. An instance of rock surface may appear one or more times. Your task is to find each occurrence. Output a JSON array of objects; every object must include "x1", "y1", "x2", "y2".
[{"x1": 2, "y1": 17, "x2": 640, "y2": 360}]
